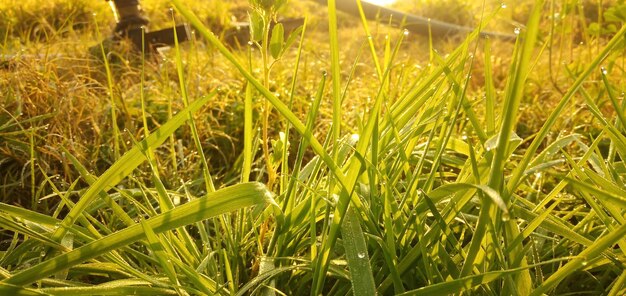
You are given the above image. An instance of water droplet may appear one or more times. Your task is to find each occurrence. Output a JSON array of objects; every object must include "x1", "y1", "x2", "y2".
[
  {"x1": 535, "y1": 172, "x2": 542, "y2": 179},
  {"x1": 461, "y1": 134, "x2": 468, "y2": 140},
  {"x1": 357, "y1": 252, "x2": 366, "y2": 259},
  {"x1": 581, "y1": 260, "x2": 588, "y2": 266},
  {"x1": 514, "y1": 27, "x2": 521, "y2": 35},
  {"x1": 501, "y1": 3, "x2": 507, "y2": 8},
  {"x1": 501, "y1": 212, "x2": 510, "y2": 222},
  {"x1": 601, "y1": 67, "x2": 608, "y2": 75},
  {"x1": 403, "y1": 29, "x2": 409, "y2": 36}
]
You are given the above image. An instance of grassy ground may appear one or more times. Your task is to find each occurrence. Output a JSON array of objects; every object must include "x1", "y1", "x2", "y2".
[{"x1": 1, "y1": 0, "x2": 626, "y2": 295}]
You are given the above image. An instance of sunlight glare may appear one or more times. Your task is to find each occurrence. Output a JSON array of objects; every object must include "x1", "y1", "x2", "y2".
[{"x1": 363, "y1": 0, "x2": 398, "y2": 6}]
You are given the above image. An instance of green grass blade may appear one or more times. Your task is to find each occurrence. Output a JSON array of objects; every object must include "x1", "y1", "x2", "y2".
[
  {"x1": 398, "y1": 259, "x2": 568, "y2": 296},
  {"x1": 530, "y1": 221, "x2": 626, "y2": 295},
  {"x1": 242, "y1": 83, "x2": 253, "y2": 183},
  {"x1": 327, "y1": 0, "x2": 342, "y2": 156},
  {"x1": 341, "y1": 208, "x2": 376, "y2": 296},
  {"x1": 172, "y1": 16, "x2": 215, "y2": 194},
  {"x1": 43, "y1": 286, "x2": 177, "y2": 295},
  {"x1": 600, "y1": 67, "x2": 626, "y2": 130},
  {"x1": 0, "y1": 283, "x2": 45, "y2": 296},
  {"x1": 313, "y1": 29, "x2": 407, "y2": 294},
  {"x1": 483, "y1": 36, "x2": 496, "y2": 135},
  {"x1": 48, "y1": 93, "x2": 214, "y2": 244},
  {"x1": 506, "y1": 23, "x2": 626, "y2": 192},
  {"x1": 139, "y1": 220, "x2": 180, "y2": 289},
  {"x1": 169, "y1": 0, "x2": 347, "y2": 194},
  {"x1": 0, "y1": 182, "x2": 271, "y2": 287},
  {"x1": 565, "y1": 177, "x2": 626, "y2": 208}
]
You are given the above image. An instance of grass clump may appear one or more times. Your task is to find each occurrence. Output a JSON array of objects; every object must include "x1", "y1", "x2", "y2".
[{"x1": 2, "y1": 0, "x2": 626, "y2": 295}]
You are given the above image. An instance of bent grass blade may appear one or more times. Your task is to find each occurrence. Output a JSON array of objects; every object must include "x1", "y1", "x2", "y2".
[{"x1": 1, "y1": 182, "x2": 270, "y2": 287}]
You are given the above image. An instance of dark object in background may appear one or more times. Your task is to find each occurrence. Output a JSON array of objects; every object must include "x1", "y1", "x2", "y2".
[
  {"x1": 108, "y1": 0, "x2": 150, "y2": 36},
  {"x1": 124, "y1": 24, "x2": 192, "y2": 53},
  {"x1": 105, "y1": 0, "x2": 191, "y2": 53}
]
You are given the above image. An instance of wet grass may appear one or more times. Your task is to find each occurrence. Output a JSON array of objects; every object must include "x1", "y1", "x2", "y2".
[{"x1": 1, "y1": 0, "x2": 626, "y2": 295}]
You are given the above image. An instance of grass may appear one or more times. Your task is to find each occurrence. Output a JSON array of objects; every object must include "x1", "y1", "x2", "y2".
[{"x1": 1, "y1": 0, "x2": 626, "y2": 295}]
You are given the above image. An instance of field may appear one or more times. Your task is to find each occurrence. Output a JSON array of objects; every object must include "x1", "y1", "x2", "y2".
[{"x1": 1, "y1": 0, "x2": 626, "y2": 294}]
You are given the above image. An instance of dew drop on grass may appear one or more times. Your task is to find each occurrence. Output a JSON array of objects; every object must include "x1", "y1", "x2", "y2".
[
  {"x1": 501, "y1": 212, "x2": 510, "y2": 222},
  {"x1": 601, "y1": 67, "x2": 608, "y2": 75},
  {"x1": 357, "y1": 252, "x2": 366, "y2": 259},
  {"x1": 403, "y1": 29, "x2": 409, "y2": 37},
  {"x1": 581, "y1": 260, "x2": 588, "y2": 266},
  {"x1": 514, "y1": 27, "x2": 521, "y2": 35},
  {"x1": 501, "y1": 3, "x2": 507, "y2": 8}
]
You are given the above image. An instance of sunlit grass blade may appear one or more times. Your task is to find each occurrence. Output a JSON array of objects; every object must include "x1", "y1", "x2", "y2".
[
  {"x1": 313, "y1": 27, "x2": 407, "y2": 294},
  {"x1": 327, "y1": 0, "x2": 342, "y2": 158},
  {"x1": 42, "y1": 279, "x2": 186, "y2": 295},
  {"x1": 280, "y1": 18, "x2": 307, "y2": 195},
  {"x1": 169, "y1": 0, "x2": 347, "y2": 194},
  {"x1": 0, "y1": 182, "x2": 271, "y2": 287},
  {"x1": 61, "y1": 149, "x2": 135, "y2": 228},
  {"x1": 139, "y1": 219, "x2": 181, "y2": 291},
  {"x1": 235, "y1": 265, "x2": 309, "y2": 296},
  {"x1": 242, "y1": 82, "x2": 253, "y2": 183},
  {"x1": 172, "y1": 14, "x2": 215, "y2": 194},
  {"x1": 48, "y1": 93, "x2": 214, "y2": 244},
  {"x1": 0, "y1": 283, "x2": 44, "y2": 296},
  {"x1": 600, "y1": 67, "x2": 626, "y2": 130},
  {"x1": 483, "y1": 36, "x2": 496, "y2": 136},
  {"x1": 506, "y1": 23, "x2": 626, "y2": 192},
  {"x1": 93, "y1": 14, "x2": 120, "y2": 160},
  {"x1": 0, "y1": 215, "x2": 65, "y2": 251},
  {"x1": 341, "y1": 208, "x2": 376, "y2": 296},
  {"x1": 459, "y1": 2, "x2": 542, "y2": 294},
  {"x1": 565, "y1": 177, "x2": 626, "y2": 208},
  {"x1": 530, "y1": 221, "x2": 626, "y2": 295},
  {"x1": 399, "y1": 259, "x2": 568, "y2": 296}
]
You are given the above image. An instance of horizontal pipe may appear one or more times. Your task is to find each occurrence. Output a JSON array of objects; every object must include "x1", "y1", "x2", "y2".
[{"x1": 314, "y1": 0, "x2": 516, "y2": 41}]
